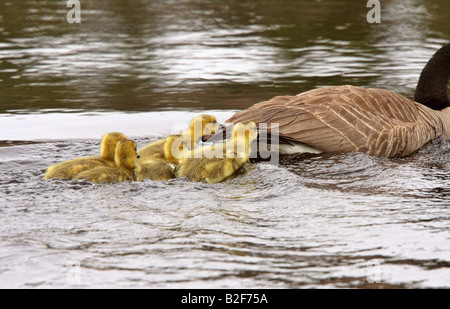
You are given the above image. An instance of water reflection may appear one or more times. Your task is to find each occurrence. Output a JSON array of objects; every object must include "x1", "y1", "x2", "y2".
[
  {"x1": 368, "y1": 0, "x2": 449, "y2": 92},
  {"x1": 0, "y1": 0, "x2": 448, "y2": 113}
]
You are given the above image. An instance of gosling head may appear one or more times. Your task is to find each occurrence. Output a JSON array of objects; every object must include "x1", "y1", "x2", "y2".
[
  {"x1": 185, "y1": 114, "x2": 222, "y2": 147},
  {"x1": 164, "y1": 135, "x2": 187, "y2": 163},
  {"x1": 114, "y1": 140, "x2": 139, "y2": 170},
  {"x1": 100, "y1": 132, "x2": 128, "y2": 161}
]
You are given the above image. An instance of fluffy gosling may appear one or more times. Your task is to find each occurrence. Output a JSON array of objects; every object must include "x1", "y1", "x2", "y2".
[
  {"x1": 73, "y1": 140, "x2": 139, "y2": 183},
  {"x1": 43, "y1": 132, "x2": 128, "y2": 180},
  {"x1": 138, "y1": 114, "x2": 221, "y2": 159},
  {"x1": 177, "y1": 121, "x2": 258, "y2": 184}
]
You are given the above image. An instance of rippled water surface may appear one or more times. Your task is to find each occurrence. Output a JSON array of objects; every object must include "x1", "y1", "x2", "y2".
[{"x1": 0, "y1": 0, "x2": 449, "y2": 288}]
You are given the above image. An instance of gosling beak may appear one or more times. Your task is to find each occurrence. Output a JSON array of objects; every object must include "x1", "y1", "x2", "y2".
[{"x1": 136, "y1": 154, "x2": 140, "y2": 159}]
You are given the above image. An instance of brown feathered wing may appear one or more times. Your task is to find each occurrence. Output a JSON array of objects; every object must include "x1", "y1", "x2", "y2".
[{"x1": 226, "y1": 85, "x2": 442, "y2": 157}]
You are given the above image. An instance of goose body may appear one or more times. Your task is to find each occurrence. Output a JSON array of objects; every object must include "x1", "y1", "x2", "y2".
[
  {"x1": 73, "y1": 140, "x2": 139, "y2": 183},
  {"x1": 228, "y1": 86, "x2": 448, "y2": 157},
  {"x1": 138, "y1": 114, "x2": 221, "y2": 159},
  {"x1": 177, "y1": 121, "x2": 258, "y2": 183},
  {"x1": 224, "y1": 43, "x2": 450, "y2": 158},
  {"x1": 43, "y1": 132, "x2": 128, "y2": 179}
]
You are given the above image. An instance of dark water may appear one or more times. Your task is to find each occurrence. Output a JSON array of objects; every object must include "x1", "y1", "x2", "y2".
[{"x1": 0, "y1": 0, "x2": 449, "y2": 288}]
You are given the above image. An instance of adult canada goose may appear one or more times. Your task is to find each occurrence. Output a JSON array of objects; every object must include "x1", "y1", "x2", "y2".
[
  {"x1": 43, "y1": 132, "x2": 128, "y2": 179},
  {"x1": 138, "y1": 114, "x2": 221, "y2": 159},
  {"x1": 218, "y1": 43, "x2": 450, "y2": 158},
  {"x1": 73, "y1": 140, "x2": 139, "y2": 183},
  {"x1": 177, "y1": 121, "x2": 258, "y2": 184}
]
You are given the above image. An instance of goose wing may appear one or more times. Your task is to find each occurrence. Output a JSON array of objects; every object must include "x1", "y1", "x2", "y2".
[{"x1": 226, "y1": 85, "x2": 441, "y2": 157}]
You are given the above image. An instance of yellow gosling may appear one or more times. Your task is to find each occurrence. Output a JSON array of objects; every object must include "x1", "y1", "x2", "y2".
[
  {"x1": 134, "y1": 133, "x2": 191, "y2": 181},
  {"x1": 177, "y1": 121, "x2": 258, "y2": 184},
  {"x1": 73, "y1": 140, "x2": 139, "y2": 183},
  {"x1": 180, "y1": 114, "x2": 221, "y2": 149},
  {"x1": 138, "y1": 114, "x2": 221, "y2": 159},
  {"x1": 163, "y1": 134, "x2": 193, "y2": 164},
  {"x1": 43, "y1": 132, "x2": 128, "y2": 180},
  {"x1": 137, "y1": 138, "x2": 166, "y2": 159},
  {"x1": 134, "y1": 158, "x2": 175, "y2": 181}
]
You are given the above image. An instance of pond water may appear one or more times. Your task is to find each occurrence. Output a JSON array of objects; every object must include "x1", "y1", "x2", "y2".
[{"x1": 0, "y1": 0, "x2": 449, "y2": 288}]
